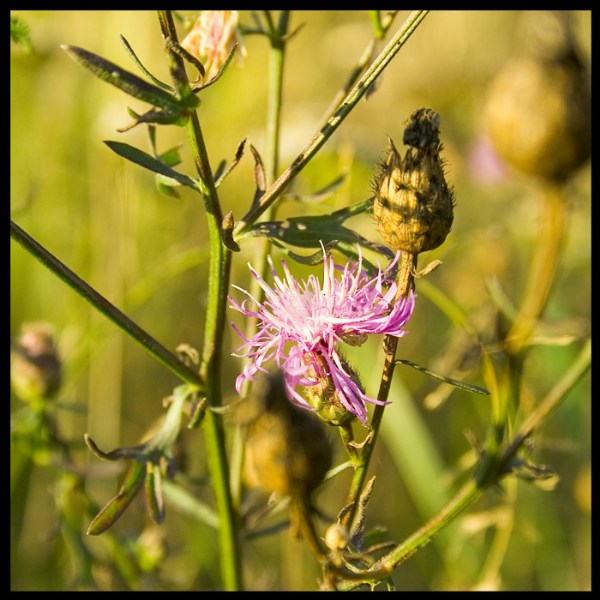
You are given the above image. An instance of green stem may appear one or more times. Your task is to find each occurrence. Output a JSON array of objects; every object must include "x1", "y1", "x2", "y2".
[
  {"x1": 500, "y1": 336, "x2": 590, "y2": 468},
  {"x1": 243, "y1": 9, "x2": 289, "y2": 326},
  {"x1": 247, "y1": 10, "x2": 288, "y2": 283},
  {"x1": 316, "y1": 11, "x2": 397, "y2": 132},
  {"x1": 10, "y1": 220, "x2": 204, "y2": 391},
  {"x1": 377, "y1": 475, "x2": 483, "y2": 573},
  {"x1": 233, "y1": 10, "x2": 429, "y2": 238},
  {"x1": 506, "y1": 183, "x2": 567, "y2": 356},
  {"x1": 341, "y1": 251, "x2": 417, "y2": 530},
  {"x1": 475, "y1": 477, "x2": 516, "y2": 588},
  {"x1": 233, "y1": 11, "x2": 290, "y2": 507},
  {"x1": 484, "y1": 182, "x2": 568, "y2": 478},
  {"x1": 264, "y1": 11, "x2": 288, "y2": 184},
  {"x1": 339, "y1": 336, "x2": 590, "y2": 589},
  {"x1": 157, "y1": 10, "x2": 241, "y2": 590},
  {"x1": 368, "y1": 10, "x2": 385, "y2": 38},
  {"x1": 185, "y1": 75, "x2": 242, "y2": 597}
]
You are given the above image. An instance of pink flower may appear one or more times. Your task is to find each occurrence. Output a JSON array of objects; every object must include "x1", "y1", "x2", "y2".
[
  {"x1": 181, "y1": 11, "x2": 246, "y2": 82},
  {"x1": 229, "y1": 246, "x2": 415, "y2": 423}
]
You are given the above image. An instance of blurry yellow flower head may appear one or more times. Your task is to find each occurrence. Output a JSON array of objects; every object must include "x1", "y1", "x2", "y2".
[{"x1": 181, "y1": 11, "x2": 246, "y2": 81}]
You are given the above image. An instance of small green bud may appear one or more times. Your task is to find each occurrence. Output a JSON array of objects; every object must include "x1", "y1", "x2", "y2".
[{"x1": 301, "y1": 353, "x2": 359, "y2": 427}]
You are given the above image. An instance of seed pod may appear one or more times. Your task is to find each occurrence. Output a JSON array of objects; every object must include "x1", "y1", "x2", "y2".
[
  {"x1": 243, "y1": 371, "x2": 333, "y2": 499},
  {"x1": 483, "y1": 11, "x2": 591, "y2": 182},
  {"x1": 373, "y1": 108, "x2": 455, "y2": 254}
]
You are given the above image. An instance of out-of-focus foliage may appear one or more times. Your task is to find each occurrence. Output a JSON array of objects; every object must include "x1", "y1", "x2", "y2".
[{"x1": 11, "y1": 11, "x2": 590, "y2": 591}]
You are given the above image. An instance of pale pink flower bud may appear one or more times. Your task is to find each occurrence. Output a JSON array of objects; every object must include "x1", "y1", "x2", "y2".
[{"x1": 181, "y1": 11, "x2": 246, "y2": 81}]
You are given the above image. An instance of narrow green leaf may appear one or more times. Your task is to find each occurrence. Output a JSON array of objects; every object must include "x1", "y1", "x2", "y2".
[
  {"x1": 162, "y1": 480, "x2": 220, "y2": 529},
  {"x1": 153, "y1": 146, "x2": 183, "y2": 197},
  {"x1": 164, "y1": 35, "x2": 205, "y2": 81},
  {"x1": 104, "y1": 141, "x2": 199, "y2": 190},
  {"x1": 511, "y1": 459, "x2": 560, "y2": 490},
  {"x1": 244, "y1": 209, "x2": 393, "y2": 275},
  {"x1": 119, "y1": 34, "x2": 174, "y2": 92},
  {"x1": 369, "y1": 11, "x2": 384, "y2": 38},
  {"x1": 190, "y1": 42, "x2": 237, "y2": 91},
  {"x1": 250, "y1": 144, "x2": 266, "y2": 192},
  {"x1": 156, "y1": 178, "x2": 181, "y2": 199},
  {"x1": 159, "y1": 146, "x2": 183, "y2": 168},
  {"x1": 243, "y1": 197, "x2": 375, "y2": 247},
  {"x1": 284, "y1": 241, "x2": 338, "y2": 266},
  {"x1": 145, "y1": 463, "x2": 166, "y2": 524},
  {"x1": 246, "y1": 216, "x2": 359, "y2": 248},
  {"x1": 395, "y1": 359, "x2": 491, "y2": 396},
  {"x1": 84, "y1": 433, "x2": 145, "y2": 461},
  {"x1": 349, "y1": 476, "x2": 376, "y2": 545},
  {"x1": 61, "y1": 44, "x2": 192, "y2": 112},
  {"x1": 119, "y1": 106, "x2": 189, "y2": 132},
  {"x1": 147, "y1": 124, "x2": 158, "y2": 154},
  {"x1": 213, "y1": 159, "x2": 227, "y2": 183},
  {"x1": 86, "y1": 461, "x2": 146, "y2": 535},
  {"x1": 485, "y1": 276, "x2": 518, "y2": 322},
  {"x1": 286, "y1": 172, "x2": 347, "y2": 203},
  {"x1": 214, "y1": 139, "x2": 247, "y2": 188},
  {"x1": 156, "y1": 173, "x2": 182, "y2": 188}
]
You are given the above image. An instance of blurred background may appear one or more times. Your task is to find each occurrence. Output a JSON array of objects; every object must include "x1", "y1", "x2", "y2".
[{"x1": 11, "y1": 11, "x2": 590, "y2": 591}]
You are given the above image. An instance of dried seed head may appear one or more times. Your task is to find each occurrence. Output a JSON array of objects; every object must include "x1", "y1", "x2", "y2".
[
  {"x1": 373, "y1": 108, "x2": 455, "y2": 255},
  {"x1": 483, "y1": 12, "x2": 591, "y2": 182},
  {"x1": 243, "y1": 371, "x2": 333, "y2": 498}
]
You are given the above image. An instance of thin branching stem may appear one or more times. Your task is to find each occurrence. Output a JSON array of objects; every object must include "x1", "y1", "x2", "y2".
[
  {"x1": 157, "y1": 10, "x2": 242, "y2": 590},
  {"x1": 341, "y1": 251, "x2": 418, "y2": 530},
  {"x1": 506, "y1": 184, "x2": 568, "y2": 356},
  {"x1": 336, "y1": 336, "x2": 590, "y2": 590},
  {"x1": 10, "y1": 220, "x2": 204, "y2": 391},
  {"x1": 316, "y1": 11, "x2": 398, "y2": 131},
  {"x1": 233, "y1": 12, "x2": 290, "y2": 508},
  {"x1": 233, "y1": 10, "x2": 429, "y2": 239}
]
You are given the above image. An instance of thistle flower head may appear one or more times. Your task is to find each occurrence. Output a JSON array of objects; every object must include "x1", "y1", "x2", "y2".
[
  {"x1": 181, "y1": 10, "x2": 246, "y2": 82},
  {"x1": 229, "y1": 246, "x2": 415, "y2": 423}
]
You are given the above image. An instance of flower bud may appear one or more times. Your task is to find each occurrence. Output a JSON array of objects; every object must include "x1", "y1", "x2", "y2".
[
  {"x1": 301, "y1": 353, "x2": 359, "y2": 427},
  {"x1": 373, "y1": 108, "x2": 454, "y2": 254},
  {"x1": 324, "y1": 522, "x2": 349, "y2": 552},
  {"x1": 181, "y1": 11, "x2": 246, "y2": 82},
  {"x1": 483, "y1": 12, "x2": 591, "y2": 182},
  {"x1": 11, "y1": 322, "x2": 62, "y2": 403}
]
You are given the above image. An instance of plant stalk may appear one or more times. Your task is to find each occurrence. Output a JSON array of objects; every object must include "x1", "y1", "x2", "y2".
[
  {"x1": 341, "y1": 251, "x2": 417, "y2": 529},
  {"x1": 10, "y1": 220, "x2": 204, "y2": 391},
  {"x1": 157, "y1": 10, "x2": 241, "y2": 590},
  {"x1": 233, "y1": 10, "x2": 429, "y2": 238}
]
